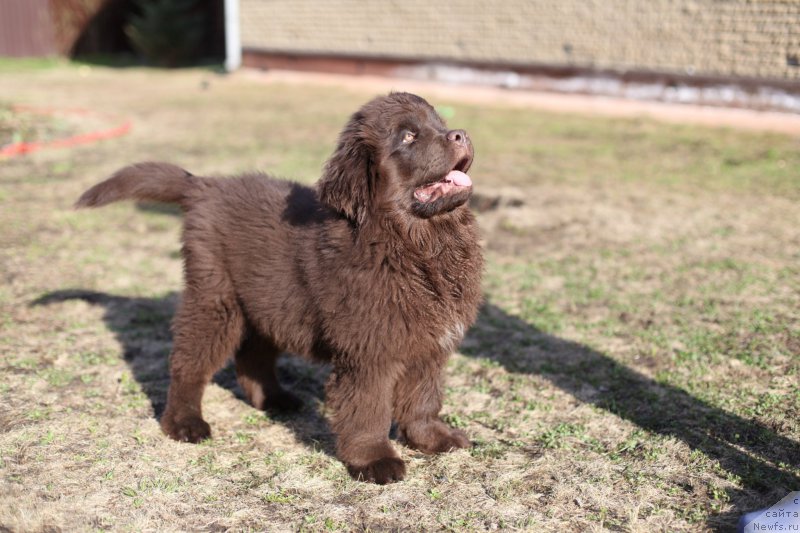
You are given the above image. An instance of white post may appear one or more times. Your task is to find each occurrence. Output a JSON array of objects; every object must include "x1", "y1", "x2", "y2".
[{"x1": 224, "y1": 0, "x2": 241, "y2": 71}]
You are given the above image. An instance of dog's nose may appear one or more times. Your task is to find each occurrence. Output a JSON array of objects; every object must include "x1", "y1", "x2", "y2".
[{"x1": 447, "y1": 129, "x2": 468, "y2": 146}]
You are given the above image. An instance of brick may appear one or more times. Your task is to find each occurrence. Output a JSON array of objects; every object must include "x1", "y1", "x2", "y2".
[{"x1": 239, "y1": 0, "x2": 800, "y2": 80}]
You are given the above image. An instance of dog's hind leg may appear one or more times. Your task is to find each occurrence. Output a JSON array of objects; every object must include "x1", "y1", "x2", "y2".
[
  {"x1": 234, "y1": 327, "x2": 302, "y2": 412},
  {"x1": 160, "y1": 281, "x2": 245, "y2": 443}
]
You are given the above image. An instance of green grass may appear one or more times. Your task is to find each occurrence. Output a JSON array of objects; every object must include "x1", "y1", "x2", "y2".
[
  {"x1": 0, "y1": 56, "x2": 66, "y2": 72},
  {"x1": 454, "y1": 104, "x2": 800, "y2": 197}
]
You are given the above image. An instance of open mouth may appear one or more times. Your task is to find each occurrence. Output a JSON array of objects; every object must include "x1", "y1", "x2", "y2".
[{"x1": 413, "y1": 157, "x2": 473, "y2": 204}]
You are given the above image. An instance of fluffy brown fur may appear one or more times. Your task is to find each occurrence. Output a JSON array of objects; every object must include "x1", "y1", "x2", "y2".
[{"x1": 76, "y1": 93, "x2": 483, "y2": 484}]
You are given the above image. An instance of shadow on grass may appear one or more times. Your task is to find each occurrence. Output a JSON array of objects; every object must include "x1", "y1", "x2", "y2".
[
  {"x1": 467, "y1": 304, "x2": 799, "y2": 530},
  {"x1": 31, "y1": 289, "x2": 334, "y2": 455},
  {"x1": 32, "y1": 290, "x2": 799, "y2": 529}
]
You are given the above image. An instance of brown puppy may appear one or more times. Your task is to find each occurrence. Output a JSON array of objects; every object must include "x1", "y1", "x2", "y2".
[{"x1": 77, "y1": 93, "x2": 483, "y2": 484}]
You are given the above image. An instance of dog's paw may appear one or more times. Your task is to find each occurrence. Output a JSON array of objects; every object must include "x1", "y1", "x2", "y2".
[
  {"x1": 401, "y1": 421, "x2": 472, "y2": 454},
  {"x1": 262, "y1": 390, "x2": 303, "y2": 413},
  {"x1": 161, "y1": 414, "x2": 211, "y2": 443},
  {"x1": 347, "y1": 457, "x2": 406, "y2": 484},
  {"x1": 429, "y1": 427, "x2": 471, "y2": 453}
]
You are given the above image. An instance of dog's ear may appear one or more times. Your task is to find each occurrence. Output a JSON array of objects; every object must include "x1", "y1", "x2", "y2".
[{"x1": 317, "y1": 111, "x2": 374, "y2": 225}]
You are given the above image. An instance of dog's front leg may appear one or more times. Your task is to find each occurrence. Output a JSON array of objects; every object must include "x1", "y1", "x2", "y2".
[
  {"x1": 326, "y1": 362, "x2": 405, "y2": 484},
  {"x1": 393, "y1": 355, "x2": 471, "y2": 454}
]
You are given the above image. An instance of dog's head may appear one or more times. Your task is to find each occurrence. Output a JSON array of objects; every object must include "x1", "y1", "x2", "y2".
[{"x1": 317, "y1": 93, "x2": 474, "y2": 224}]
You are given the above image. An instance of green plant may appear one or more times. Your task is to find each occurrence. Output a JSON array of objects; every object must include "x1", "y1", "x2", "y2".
[{"x1": 125, "y1": 0, "x2": 205, "y2": 67}]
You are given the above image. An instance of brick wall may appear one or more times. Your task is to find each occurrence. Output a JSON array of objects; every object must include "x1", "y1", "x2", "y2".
[{"x1": 239, "y1": 0, "x2": 800, "y2": 81}]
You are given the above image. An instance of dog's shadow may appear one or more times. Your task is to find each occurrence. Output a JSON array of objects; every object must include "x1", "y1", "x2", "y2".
[
  {"x1": 31, "y1": 289, "x2": 334, "y2": 454},
  {"x1": 32, "y1": 289, "x2": 799, "y2": 530},
  {"x1": 467, "y1": 305, "x2": 800, "y2": 529}
]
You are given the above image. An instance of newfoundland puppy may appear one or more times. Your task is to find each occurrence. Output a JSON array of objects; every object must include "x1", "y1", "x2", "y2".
[{"x1": 77, "y1": 92, "x2": 483, "y2": 484}]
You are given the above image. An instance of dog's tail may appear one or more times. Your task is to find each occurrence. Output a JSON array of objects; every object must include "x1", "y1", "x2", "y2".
[{"x1": 76, "y1": 162, "x2": 197, "y2": 209}]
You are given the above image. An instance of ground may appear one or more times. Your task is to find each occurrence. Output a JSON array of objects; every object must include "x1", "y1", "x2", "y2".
[{"x1": 0, "y1": 60, "x2": 798, "y2": 532}]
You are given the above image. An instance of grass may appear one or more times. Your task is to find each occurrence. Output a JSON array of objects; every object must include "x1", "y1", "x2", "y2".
[
  {"x1": 0, "y1": 59, "x2": 798, "y2": 531},
  {"x1": 0, "y1": 104, "x2": 77, "y2": 147},
  {"x1": 0, "y1": 56, "x2": 67, "y2": 72}
]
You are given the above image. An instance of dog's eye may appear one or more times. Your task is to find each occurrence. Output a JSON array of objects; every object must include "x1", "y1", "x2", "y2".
[{"x1": 402, "y1": 131, "x2": 416, "y2": 144}]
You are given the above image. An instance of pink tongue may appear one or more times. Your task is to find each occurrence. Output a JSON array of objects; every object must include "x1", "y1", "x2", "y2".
[{"x1": 446, "y1": 170, "x2": 472, "y2": 187}]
